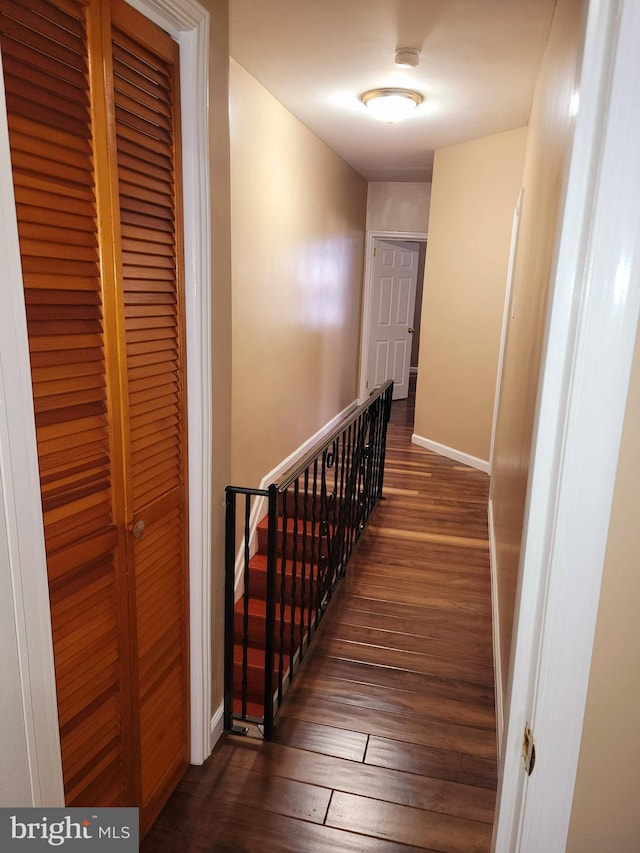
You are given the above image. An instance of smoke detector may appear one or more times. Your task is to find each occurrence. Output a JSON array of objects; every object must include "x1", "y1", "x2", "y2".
[{"x1": 395, "y1": 47, "x2": 421, "y2": 68}]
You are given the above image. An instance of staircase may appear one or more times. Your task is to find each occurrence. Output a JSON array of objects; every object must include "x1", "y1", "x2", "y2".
[
  {"x1": 224, "y1": 380, "x2": 394, "y2": 738},
  {"x1": 231, "y1": 490, "x2": 327, "y2": 722}
]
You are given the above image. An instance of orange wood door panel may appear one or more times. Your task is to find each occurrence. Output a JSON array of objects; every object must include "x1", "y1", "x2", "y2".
[
  {"x1": 0, "y1": 0, "x2": 136, "y2": 808},
  {"x1": 110, "y1": 0, "x2": 189, "y2": 827},
  {"x1": 0, "y1": 0, "x2": 189, "y2": 830}
]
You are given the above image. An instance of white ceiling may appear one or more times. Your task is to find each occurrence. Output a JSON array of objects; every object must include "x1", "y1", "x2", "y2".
[{"x1": 229, "y1": 0, "x2": 556, "y2": 182}]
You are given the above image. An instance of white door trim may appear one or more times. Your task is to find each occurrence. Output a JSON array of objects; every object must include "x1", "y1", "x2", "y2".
[
  {"x1": 493, "y1": 0, "x2": 640, "y2": 848},
  {"x1": 0, "y1": 0, "x2": 213, "y2": 802},
  {"x1": 359, "y1": 230, "x2": 427, "y2": 403}
]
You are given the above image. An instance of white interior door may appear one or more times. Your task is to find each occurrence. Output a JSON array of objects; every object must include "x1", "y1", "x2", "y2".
[{"x1": 367, "y1": 239, "x2": 419, "y2": 400}]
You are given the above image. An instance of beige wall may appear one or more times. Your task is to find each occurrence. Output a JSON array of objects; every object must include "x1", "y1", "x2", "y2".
[
  {"x1": 366, "y1": 182, "x2": 431, "y2": 233},
  {"x1": 200, "y1": 0, "x2": 233, "y2": 712},
  {"x1": 491, "y1": 0, "x2": 585, "y2": 702},
  {"x1": 566, "y1": 325, "x2": 640, "y2": 851},
  {"x1": 413, "y1": 127, "x2": 527, "y2": 462},
  {"x1": 229, "y1": 60, "x2": 368, "y2": 491}
]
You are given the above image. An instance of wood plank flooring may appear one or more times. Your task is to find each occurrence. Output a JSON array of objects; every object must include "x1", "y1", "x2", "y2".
[{"x1": 143, "y1": 382, "x2": 496, "y2": 852}]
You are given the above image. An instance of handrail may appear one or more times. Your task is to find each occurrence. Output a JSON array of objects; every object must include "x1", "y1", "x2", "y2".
[
  {"x1": 224, "y1": 380, "x2": 394, "y2": 737},
  {"x1": 276, "y1": 380, "x2": 393, "y2": 491}
]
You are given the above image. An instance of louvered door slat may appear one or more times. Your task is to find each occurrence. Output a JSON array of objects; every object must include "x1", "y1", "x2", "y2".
[
  {"x1": 0, "y1": 17, "x2": 85, "y2": 70},
  {"x1": 117, "y1": 133, "x2": 171, "y2": 173},
  {"x1": 115, "y1": 90, "x2": 173, "y2": 131},
  {"x1": 24, "y1": 275, "x2": 98, "y2": 292},
  {"x1": 34, "y1": 372, "x2": 105, "y2": 398},
  {"x1": 6, "y1": 75, "x2": 90, "y2": 123},
  {"x1": 11, "y1": 151, "x2": 95, "y2": 189},
  {"x1": 3, "y1": 0, "x2": 84, "y2": 43},
  {"x1": 116, "y1": 119, "x2": 173, "y2": 159},
  {"x1": 120, "y1": 164, "x2": 173, "y2": 195},
  {"x1": 2, "y1": 53, "x2": 86, "y2": 102},
  {"x1": 14, "y1": 171, "x2": 94, "y2": 200},
  {"x1": 16, "y1": 188, "x2": 94, "y2": 216},
  {"x1": 8, "y1": 113, "x2": 91, "y2": 155},
  {"x1": 122, "y1": 239, "x2": 174, "y2": 259},
  {"x1": 11, "y1": 133, "x2": 90, "y2": 172},
  {"x1": 2, "y1": 41, "x2": 87, "y2": 93},
  {"x1": 114, "y1": 71, "x2": 172, "y2": 118},
  {"x1": 112, "y1": 39, "x2": 168, "y2": 87},
  {"x1": 0, "y1": 0, "x2": 131, "y2": 809}
]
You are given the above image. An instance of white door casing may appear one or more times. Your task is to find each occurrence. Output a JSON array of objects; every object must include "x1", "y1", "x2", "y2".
[
  {"x1": 365, "y1": 238, "x2": 421, "y2": 400},
  {"x1": 359, "y1": 230, "x2": 426, "y2": 403},
  {"x1": 368, "y1": 239, "x2": 419, "y2": 400}
]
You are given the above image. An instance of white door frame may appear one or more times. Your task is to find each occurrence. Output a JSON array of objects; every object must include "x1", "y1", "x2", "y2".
[
  {"x1": 493, "y1": 0, "x2": 640, "y2": 848},
  {"x1": 0, "y1": 0, "x2": 213, "y2": 803},
  {"x1": 359, "y1": 230, "x2": 427, "y2": 403}
]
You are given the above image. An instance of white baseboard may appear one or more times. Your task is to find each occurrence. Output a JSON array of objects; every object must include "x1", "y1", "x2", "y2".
[
  {"x1": 233, "y1": 399, "x2": 359, "y2": 600},
  {"x1": 488, "y1": 498, "x2": 504, "y2": 765},
  {"x1": 411, "y1": 433, "x2": 490, "y2": 474},
  {"x1": 210, "y1": 701, "x2": 224, "y2": 753}
]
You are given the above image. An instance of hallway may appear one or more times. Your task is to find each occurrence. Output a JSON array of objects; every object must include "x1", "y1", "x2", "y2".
[{"x1": 143, "y1": 386, "x2": 497, "y2": 852}]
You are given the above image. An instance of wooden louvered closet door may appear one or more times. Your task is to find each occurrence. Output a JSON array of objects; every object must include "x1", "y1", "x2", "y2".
[
  {"x1": 109, "y1": 0, "x2": 189, "y2": 824},
  {"x1": 0, "y1": 0, "x2": 189, "y2": 833}
]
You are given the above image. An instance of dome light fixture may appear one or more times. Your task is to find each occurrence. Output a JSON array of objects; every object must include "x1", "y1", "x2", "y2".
[{"x1": 361, "y1": 88, "x2": 424, "y2": 123}]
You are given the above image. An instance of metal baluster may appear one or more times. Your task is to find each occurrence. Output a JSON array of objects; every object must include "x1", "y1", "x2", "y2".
[
  {"x1": 277, "y1": 489, "x2": 287, "y2": 707},
  {"x1": 299, "y1": 468, "x2": 309, "y2": 661},
  {"x1": 373, "y1": 397, "x2": 384, "y2": 505},
  {"x1": 311, "y1": 458, "x2": 319, "y2": 627},
  {"x1": 365, "y1": 400, "x2": 377, "y2": 518},
  {"x1": 240, "y1": 494, "x2": 252, "y2": 720},
  {"x1": 357, "y1": 411, "x2": 369, "y2": 536},
  {"x1": 379, "y1": 385, "x2": 393, "y2": 498},
  {"x1": 263, "y1": 485, "x2": 277, "y2": 739},
  {"x1": 335, "y1": 430, "x2": 347, "y2": 577},
  {"x1": 290, "y1": 480, "x2": 299, "y2": 682},
  {"x1": 329, "y1": 438, "x2": 339, "y2": 586},
  {"x1": 223, "y1": 488, "x2": 236, "y2": 731},
  {"x1": 344, "y1": 421, "x2": 356, "y2": 561},
  {"x1": 339, "y1": 435, "x2": 348, "y2": 571},
  {"x1": 319, "y1": 448, "x2": 330, "y2": 606},
  {"x1": 362, "y1": 408, "x2": 375, "y2": 521},
  {"x1": 349, "y1": 413, "x2": 362, "y2": 553}
]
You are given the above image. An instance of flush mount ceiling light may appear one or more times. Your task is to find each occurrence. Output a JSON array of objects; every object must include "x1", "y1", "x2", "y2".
[{"x1": 361, "y1": 88, "x2": 424, "y2": 123}]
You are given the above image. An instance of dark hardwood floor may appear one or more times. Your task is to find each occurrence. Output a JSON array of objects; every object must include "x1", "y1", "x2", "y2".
[{"x1": 143, "y1": 379, "x2": 496, "y2": 852}]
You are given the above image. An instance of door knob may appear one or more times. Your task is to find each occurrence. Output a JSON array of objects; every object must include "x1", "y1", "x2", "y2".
[
  {"x1": 408, "y1": 327, "x2": 415, "y2": 334},
  {"x1": 131, "y1": 519, "x2": 145, "y2": 539}
]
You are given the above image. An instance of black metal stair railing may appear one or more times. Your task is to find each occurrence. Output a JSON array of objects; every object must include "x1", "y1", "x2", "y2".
[{"x1": 224, "y1": 379, "x2": 393, "y2": 738}]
